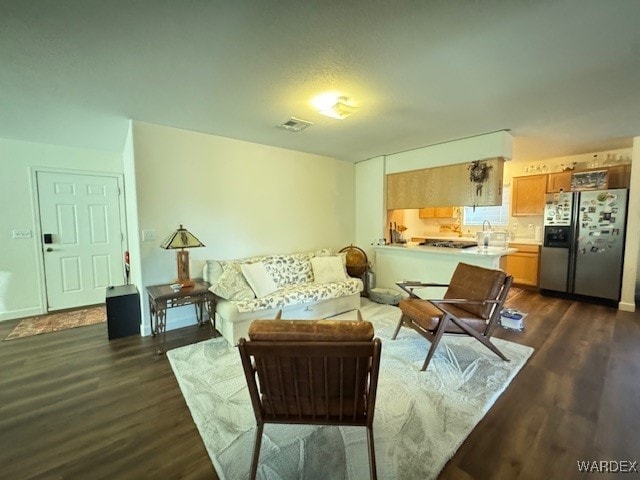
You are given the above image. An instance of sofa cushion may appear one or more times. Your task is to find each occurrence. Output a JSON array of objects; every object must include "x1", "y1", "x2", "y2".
[
  {"x1": 310, "y1": 256, "x2": 348, "y2": 283},
  {"x1": 208, "y1": 262, "x2": 255, "y2": 301},
  {"x1": 262, "y1": 252, "x2": 314, "y2": 287},
  {"x1": 241, "y1": 262, "x2": 278, "y2": 298},
  {"x1": 231, "y1": 278, "x2": 362, "y2": 313}
]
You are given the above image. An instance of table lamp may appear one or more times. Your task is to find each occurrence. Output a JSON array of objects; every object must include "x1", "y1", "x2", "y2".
[{"x1": 160, "y1": 225, "x2": 205, "y2": 288}]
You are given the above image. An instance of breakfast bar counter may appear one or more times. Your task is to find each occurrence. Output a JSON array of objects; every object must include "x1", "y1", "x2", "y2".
[{"x1": 373, "y1": 244, "x2": 515, "y2": 295}]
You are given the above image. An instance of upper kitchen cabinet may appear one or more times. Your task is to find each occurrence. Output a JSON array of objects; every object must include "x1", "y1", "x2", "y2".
[
  {"x1": 547, "y1": 165, "x2": 631, "y2": 193},
  {"x1": 387, "y1": 168, "x2": 431, "y2": 210},
  {"x1": 386, "y1": 157, "x2": 505, "y2": 210},
  {"x1": 547, "y1": 171, "x2": 572, "y2": 193},
  {"x1": 418, "y1": 206, "x2": 454, "y2": 218},
  {"x1": 607, "y1": 164, "x2": 632, "y2": 188},
  {"x1": 512, "y1": 174, "x2": 547, "y2": 216}
]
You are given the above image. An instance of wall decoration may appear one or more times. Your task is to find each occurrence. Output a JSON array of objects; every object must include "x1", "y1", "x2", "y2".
[{"x1": 571, "y1": 170, "x2": 608, "y2": 191}]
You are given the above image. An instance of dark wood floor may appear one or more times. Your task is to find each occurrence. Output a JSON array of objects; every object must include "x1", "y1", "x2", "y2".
[{"x1": 1, "y1": 290, "x2": 638, "y2": 479}]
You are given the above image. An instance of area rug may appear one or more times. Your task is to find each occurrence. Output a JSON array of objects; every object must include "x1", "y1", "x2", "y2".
[
  {"x1": 168, "y1": 300, "x2": 534, "y2": 479},
  {"x1": 4, "y1": 305, "x2": 106, "y2": 340}
]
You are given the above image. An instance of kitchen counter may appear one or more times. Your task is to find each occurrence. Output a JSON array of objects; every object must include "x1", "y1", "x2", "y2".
[
  {"x1": 373, "y1": 244, "x2": 514, "y2": 293},
  {"x1": 508, "y1": 238, "x2": 542, "y2": 246},
  {"x1": 412, "y1": 235, "x2": 542, "y2": 246},
  {"x1": 376, "y1": 244, "x2": 516, "y2": 257}
]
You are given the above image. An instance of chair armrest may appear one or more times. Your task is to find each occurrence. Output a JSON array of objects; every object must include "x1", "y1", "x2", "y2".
[
  {"x1": 429, "y1": 299, "x2": 500, "y2": 320},
  {"x1": 396, "y1": 281, "x2": 449, "y2": 298},
  {"x1": 429, "y1": 298, "x2": 499, "y2": 306}
]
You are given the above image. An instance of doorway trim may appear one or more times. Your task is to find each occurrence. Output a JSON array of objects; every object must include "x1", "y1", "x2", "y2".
[{"x1": 30, "y1": 166, "x2": 128, "y2": 314}]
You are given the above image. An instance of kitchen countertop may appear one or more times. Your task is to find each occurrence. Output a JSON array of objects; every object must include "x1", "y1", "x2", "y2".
[
  {"x1": 375, "y1": 243, "x2": 516, "y2": 257},
  {"x1": 508, "y1": 238, "x2": 542, "y2": 246},
  {"x1": 411, "y1": 235, "x2": 542, "y2": 247}
]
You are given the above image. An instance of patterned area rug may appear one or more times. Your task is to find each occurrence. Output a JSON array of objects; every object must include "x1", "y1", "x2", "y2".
[
  {"x1": 4, "y1": 305, "x2": 106, "y2": 340},
  {"x1": 168, "y1": 299, "x2": 534, "y2": 480}
]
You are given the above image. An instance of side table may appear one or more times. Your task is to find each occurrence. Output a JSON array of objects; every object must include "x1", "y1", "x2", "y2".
[{"x1": 146, "y1": 280, "x2": 216, "y2": 354}]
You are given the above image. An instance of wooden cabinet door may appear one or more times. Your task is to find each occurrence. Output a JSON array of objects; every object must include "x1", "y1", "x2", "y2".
[
  {"x1": 434, "y1": 207, "x2": 454, "y2": 218},
  {"x1": 505, "y1": 244, "x2": 540, "y2": 286},
  {"x1": 512, "y1": 174, "x2": 547, "y2": 216},
  {"x1": 418, "y1": 206, "x2": 454, "y2": 218},
  {"x1": 547, "y1": 171, "x2": 572, "y2": 193},
  {"x1": 418, "y1": 207, "x2": 435, "y2": 218},
  {"x1": 607, "y1": 165, "x2": 631, "y2": 189}
]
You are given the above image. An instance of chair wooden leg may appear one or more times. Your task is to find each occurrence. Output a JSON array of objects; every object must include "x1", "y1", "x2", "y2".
[
  {"x1": 391, "y1": 314, "x2": 406, "y2": 340},
  {"x1": 249, "y1": 424, "x2": 264, "y2": 480},
  {"x1": 366, "y1": 425, "x2": 377, "y2": 480},
  {"x1": 449, "y1": 317, "x2": 509, "y2": 361},
  {"x1": 476, "y1": 335, "x2": 509, "y2": 361},
  {"x1": 421, "y1": 315, "x2": 450, "y2": 371}
]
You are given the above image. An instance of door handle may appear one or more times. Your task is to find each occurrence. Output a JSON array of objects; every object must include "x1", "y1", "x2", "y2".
[{"x1": 46, "y1": 247, "x2": 53, "y2": 252}]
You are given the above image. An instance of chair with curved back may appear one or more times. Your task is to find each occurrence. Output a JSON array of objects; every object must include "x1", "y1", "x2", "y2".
[
  {"x1": 238, "y1": 312, "x2": 382, "y2": 479},
  {"x1": 392, "y1": 262, "x2": 512, "y2": 371}
]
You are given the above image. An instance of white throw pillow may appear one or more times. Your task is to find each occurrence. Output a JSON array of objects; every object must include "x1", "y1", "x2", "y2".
[
  {"x1": 241, "y1": 262, "x2": 278, "y2": 298},
  {"x1": 311, "y1": 256, "x2": 348, "y2": 284},
  {"x1": 209, "y1": 262, "x2": 256, "y2": 301}
]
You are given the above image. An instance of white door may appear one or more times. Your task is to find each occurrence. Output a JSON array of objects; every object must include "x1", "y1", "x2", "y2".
[{"x1": 37, "y1": 171, "x2": 125, "y2": 310}]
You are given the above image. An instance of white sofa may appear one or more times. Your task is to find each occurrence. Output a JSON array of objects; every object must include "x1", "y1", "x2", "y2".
[{"x1": 203, "y1": 250, "x2": 363, "y2": 344}]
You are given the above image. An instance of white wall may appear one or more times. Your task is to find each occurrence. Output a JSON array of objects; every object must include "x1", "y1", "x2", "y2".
[
  {"x1": 130, "y1": 122, "x2": 355, "y2": 334},
  {"x1": 385, "y1": 130, "x2": 513, "y2": 174},
  {"x1": 0, "y1": 138, "x2": 123, "y2": 321},
  {"x1": 355, "y1": 156, "x2": 385, "y2": 265},
  {"x1": 620, "y1": 137, "x2": 640, "y2": 311}
]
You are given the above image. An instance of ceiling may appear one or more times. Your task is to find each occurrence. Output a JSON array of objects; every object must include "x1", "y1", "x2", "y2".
[{"x1": 2, "y1": 0, "x2": 640, "y2": 162}]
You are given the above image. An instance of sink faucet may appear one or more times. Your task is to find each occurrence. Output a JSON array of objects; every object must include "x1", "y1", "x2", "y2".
[{"x1": 482, "y1": 220, "x2": 492, "y2": 232}]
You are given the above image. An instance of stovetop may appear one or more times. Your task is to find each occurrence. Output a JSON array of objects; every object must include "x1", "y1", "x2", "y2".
[{"x1": 419, "y1": 239, "x2": 477, "y2": 249}]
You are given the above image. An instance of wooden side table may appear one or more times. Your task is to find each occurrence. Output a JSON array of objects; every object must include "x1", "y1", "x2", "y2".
[{"x1": 146, "y1": 280, "x2": 216, "y2": 354}]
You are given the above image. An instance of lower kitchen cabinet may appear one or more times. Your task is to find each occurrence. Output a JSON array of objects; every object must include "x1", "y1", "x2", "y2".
[{"x1": 505, "y1": 243, "x2": 540, "y2": 287}]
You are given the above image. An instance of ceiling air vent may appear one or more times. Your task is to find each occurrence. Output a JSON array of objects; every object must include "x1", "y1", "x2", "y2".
[{"x1": 278, "y1": 117, "x2": 313, "y2": 132}]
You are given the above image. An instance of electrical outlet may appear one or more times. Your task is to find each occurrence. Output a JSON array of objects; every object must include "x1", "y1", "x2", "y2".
[
  {"x1": 12, "y1": 229, "x2": 32, "y2": 239},
  {"x1": 142, "y1": 230, "x2": 156, "y2": 242}
]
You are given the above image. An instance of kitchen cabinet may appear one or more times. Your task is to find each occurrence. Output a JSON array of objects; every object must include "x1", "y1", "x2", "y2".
[
  {"x1": 387, "y1": 168, "x2": 430, "y2": 210},
  {"x1": 386, "y1": 157, "x2": 505, "y2": 210},
  {"x1": 512, "y1": 174, "x2": 547, "y2": 216},
  {"x1": 547, "y1": 171, "x2": 572, "y2": 193},
  {"x1": 505, "y1": 243, "x2": 540, "y2": 287},
  {"x1": 546, "y1": 165, "x2": 631, "y2": 193},
  {"x1": 418, "y1": 206, "x2": 454, "y2": 218},
  {"x1": 607, "y1": 164, "x2": 632, "y2": 189}
]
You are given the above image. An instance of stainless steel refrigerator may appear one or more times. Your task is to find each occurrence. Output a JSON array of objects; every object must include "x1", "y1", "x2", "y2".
[{"x1": 539, "y1": 188, "x2": 628, "y2": 303}]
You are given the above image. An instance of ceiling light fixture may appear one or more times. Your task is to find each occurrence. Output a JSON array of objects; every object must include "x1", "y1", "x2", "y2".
[{"x1": 313, "y1": 94, "x2": 358, "y2": 120}]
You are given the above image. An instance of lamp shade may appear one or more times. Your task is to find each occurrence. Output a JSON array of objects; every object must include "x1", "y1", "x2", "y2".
[{"x1": 160, "y1": 225, "x2": 205, "y2": 250}]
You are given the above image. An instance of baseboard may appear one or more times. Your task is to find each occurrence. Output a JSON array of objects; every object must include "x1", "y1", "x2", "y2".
[
  {"x1": 139, "y1": 310, "x2": 203, "y2": 337},
  {"x1": 618, "y1": 301, "x2": 636, "y2": 312},
  {"x1": 0, "y1": 307, "x2": 45, "y2": 322}
]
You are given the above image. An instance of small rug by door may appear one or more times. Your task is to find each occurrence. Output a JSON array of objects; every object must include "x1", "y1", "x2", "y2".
[
  {"x1": 168, "y1": 300, "x2": 534, "y2": 480},
  {"x1": 4, "y1": 305, "x2": 106, "y2": 340}
]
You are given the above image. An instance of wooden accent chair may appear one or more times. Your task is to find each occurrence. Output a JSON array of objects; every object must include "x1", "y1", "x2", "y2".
[
  {"x1": 392, "y1": 262, "x2": 513, "y2": 371},
  {"x1": 238, "y1": 314, "x2": 382, "y2": 480}
]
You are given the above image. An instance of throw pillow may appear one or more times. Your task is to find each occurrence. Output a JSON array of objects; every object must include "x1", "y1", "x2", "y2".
[
  {"x1": 310, "y1": 256, "x2": 348, "y2": 284},
  {"x1": 241, "y1": 262, "x2": 278, "y2": 298},
  {"x1": 204, "y1": 260, "x2": 224, "y2": 284},
  {"x1": 209, "y1": 263, "x2": 256, "y2": 301}
]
